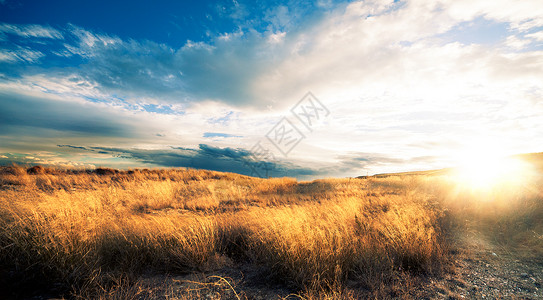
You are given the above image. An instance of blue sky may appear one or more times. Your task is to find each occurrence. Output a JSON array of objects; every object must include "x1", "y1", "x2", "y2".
[{"x1": 1, "y1": 0, "x2": 543, "y2": 179}]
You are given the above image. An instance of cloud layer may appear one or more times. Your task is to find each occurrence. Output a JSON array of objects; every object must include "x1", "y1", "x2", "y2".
[{"x1": 1, "y1": 0, "x2": 543, "y2": 178}]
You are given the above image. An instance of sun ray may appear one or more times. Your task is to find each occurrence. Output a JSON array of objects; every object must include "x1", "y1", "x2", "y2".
[{"x1": 451, "y1": 144, "x2": 535, "y2": 191}]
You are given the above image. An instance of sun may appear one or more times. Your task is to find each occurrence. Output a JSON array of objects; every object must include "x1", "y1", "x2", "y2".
[{"x1": 451, "y1": 145, "x2": 532, "y2": 190}]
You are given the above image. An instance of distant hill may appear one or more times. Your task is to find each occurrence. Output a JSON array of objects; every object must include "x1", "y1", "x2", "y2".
[
  {"x1": 516, "y1": 152, "x2": 543, "y2": 165},
  {"x1": 358, "y1": 152, "x2": 543, "y2": 179},
  {"x1": 357, "y1": 168, "x2": 451, "y2": 179}
]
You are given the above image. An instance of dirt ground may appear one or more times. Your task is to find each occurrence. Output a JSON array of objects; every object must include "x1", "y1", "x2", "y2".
[{"x1": 416, "y1": 230, "x2": 543, "y2": 299}]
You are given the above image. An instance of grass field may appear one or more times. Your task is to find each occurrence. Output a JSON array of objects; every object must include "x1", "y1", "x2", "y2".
[{"x1": 0, "y1": 160, "x2": 542, "y2": 299}]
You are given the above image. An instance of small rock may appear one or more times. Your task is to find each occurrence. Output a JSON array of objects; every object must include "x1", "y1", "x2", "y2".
[
  {"x1": 521, "y1": 273, "x2": 529, "y2": 278},
  {"x1": 492, "y1": 252, "x2": 497, "y2": 256}
]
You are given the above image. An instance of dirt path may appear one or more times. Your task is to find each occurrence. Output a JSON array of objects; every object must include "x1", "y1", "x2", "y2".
[{"x1": 420, "y1": 230, "x2": 543, "y2": 299}]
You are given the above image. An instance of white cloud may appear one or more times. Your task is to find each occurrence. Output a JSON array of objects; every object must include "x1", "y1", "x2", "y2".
[
  {"x1": 525, "y1": 30, "x2": 543, "y2": 41},
  {"x1": 0, "y1": 23, "x2": 63, "y2": 39},
  {"x1": 0, "y1": 46, "x2": 44, "y2": 63},
  {"x1": 268, "y1": 31, "x2": 286, "y2": 44},
  {"x1": 65, "y1": 25, "x2": 122, "y2": 58},
  {"x1": 2, "y1": 0, "x2": 543, "y2": 176},
  {"x1": 443, "y1": 0, "x2": 543, "y2": 31},
  {"x1": 505, "y1": 35, "x2": 532, "y2": 49},
  {"x1": 245, "y1": 0, "x2": 543, "y2": 173}
]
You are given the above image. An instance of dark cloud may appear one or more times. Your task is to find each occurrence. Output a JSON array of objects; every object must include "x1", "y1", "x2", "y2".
[
  {"x1": 0, "y1": 90, "x2": 137, "y2": 137},
  {"x1": 56, "y1": 143, "x2": 320, "y2": 178},
  {"x1": 57, "y1": 144, "x2": 87, "y2": 150},
  {"x1": 192, "y1": 144, "x2": 252, "y2": 159}
]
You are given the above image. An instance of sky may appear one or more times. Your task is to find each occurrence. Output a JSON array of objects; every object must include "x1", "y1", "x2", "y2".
[{"x1": 1, "y1": 0, "x2": 543, "y2": 179}]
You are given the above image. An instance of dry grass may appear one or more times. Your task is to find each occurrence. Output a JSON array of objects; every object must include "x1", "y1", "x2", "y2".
[{"x1": 0, "y1": 164, "x2": 541, "y2": 299}]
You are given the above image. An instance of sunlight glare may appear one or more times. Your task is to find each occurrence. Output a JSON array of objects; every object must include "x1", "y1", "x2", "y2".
[{"x1": 452, "y1": 146, "x2": 532, "y2": 190}]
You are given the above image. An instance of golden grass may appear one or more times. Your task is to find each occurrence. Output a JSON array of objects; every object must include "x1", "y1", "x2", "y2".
[{"x1": 0, "y1": 165, "x2": 541, "y2": 298}]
